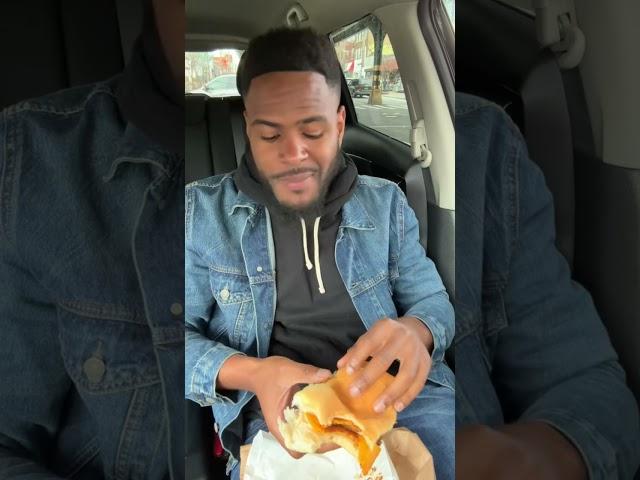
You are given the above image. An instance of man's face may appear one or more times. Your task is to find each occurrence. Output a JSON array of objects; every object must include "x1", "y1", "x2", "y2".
[{"x1": 244, "y1": 71, "x2": 346, "y2": 212}]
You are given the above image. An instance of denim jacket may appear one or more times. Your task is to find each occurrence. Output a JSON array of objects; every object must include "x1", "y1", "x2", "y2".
[
  {"x1": 185, "y1": 173, "x2": 455, "y2": 473},
  {"x1": 0, "y1": 79, "x2": 185, "y2": 479},
  {"x1": 455, "y1": 93, "x2": 640, "y2": 479}
]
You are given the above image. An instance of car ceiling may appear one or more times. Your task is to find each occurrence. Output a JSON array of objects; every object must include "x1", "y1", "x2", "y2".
[{"x1": 187, "y1": 0, "x2": 417, "y2": 40}]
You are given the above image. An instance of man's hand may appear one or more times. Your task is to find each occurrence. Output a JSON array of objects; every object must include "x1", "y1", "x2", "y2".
[
  {"x1": 336, "y1": 317, "x2": 433, "y2": 414},
  {"x1": 251, "y1": 356, "x2": 333, "y2": 458},
  {"x1": 456, "y1": 423, "x2": 588, "y2": 480}
]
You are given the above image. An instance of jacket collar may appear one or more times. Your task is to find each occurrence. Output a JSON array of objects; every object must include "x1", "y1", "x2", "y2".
[
  {"x1": 228, "y1": 178, "x2": 375, "y2": 230},
  {"x1": 103, "y1": 122, "x2": 181, "y2": 184}
]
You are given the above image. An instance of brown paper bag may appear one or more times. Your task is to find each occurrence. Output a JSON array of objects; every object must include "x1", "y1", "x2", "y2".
[
  {"x1": 239, "y1": 427, "x2": 435, "y2": 480},
  {"x1": 239, "y1": 444, "x2": 251, "y2": 480},
  {"x1": 381, "y1": 428, "x2": 436, "y2": 480}
]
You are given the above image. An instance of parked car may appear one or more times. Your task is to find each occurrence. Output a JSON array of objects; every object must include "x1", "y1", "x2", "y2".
[
  {"x1": 191, "y1": 73, "x2": 239, "y2": 97},
  {"x1": 346, "y1": 78, "x2": 372, "y2": 97}
]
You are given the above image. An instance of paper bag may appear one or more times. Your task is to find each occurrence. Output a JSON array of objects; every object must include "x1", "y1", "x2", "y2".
[
  {"x1": 240, "y1": 427, "x2": 435, "y2": 480},
  {"x1": 381, "y1": 428, "x2": 435, "y2": 480}
]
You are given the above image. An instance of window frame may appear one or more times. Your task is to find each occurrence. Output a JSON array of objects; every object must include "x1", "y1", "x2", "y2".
[{"x1": 418, "y1": 0, "x2": 455, "y2": 117}]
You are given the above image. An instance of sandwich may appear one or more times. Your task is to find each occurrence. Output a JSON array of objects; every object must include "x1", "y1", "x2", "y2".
[{"x1": 278, "y1": 368, "x2": 397, "y2": 474}]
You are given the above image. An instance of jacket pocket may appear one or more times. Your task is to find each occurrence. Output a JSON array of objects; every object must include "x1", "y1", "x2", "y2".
[
  {"x1": 57, "y1": 300, "x2": 160, "y2": 394},
  {"x1": 209, "y1": 270, "x2": 254, "y2": 350}
]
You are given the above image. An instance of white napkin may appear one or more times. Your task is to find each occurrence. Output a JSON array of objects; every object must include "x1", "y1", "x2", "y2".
[{"x1": 244, "y1": 430, "x2": 400, "y2": 480}]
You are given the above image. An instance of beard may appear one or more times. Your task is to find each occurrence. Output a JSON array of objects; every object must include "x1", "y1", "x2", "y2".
[{"x1": 257, "y1": 147, "x2": 344, "y2": 223}]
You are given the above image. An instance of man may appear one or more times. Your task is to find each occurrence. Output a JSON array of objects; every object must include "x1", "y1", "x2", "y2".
[
  {"x1": 0, "y1": 1, "x2": 185, "y2": 478},
  {"x1": 455, "y1": 92, "x2": 640, "y2": 479},
  {"x1": 185, "y1": 28, "x2": 455, "y2": 480}
]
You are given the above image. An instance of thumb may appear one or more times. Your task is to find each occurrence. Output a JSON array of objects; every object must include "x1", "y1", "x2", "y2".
[{"x1": 295, "y1": 364, "x2": 332, "y2": 384}]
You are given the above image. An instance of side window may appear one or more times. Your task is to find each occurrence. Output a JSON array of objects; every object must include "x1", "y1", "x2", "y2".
[
  {"x1": 443, "y1": 0, "x2": 455, "y2": 29},
  {"x1": 185, "y1": 49, "x2": 243, "y2": 97},
  {"x1": 331, "y1": 16, "x2": 412, "y2": 145}
]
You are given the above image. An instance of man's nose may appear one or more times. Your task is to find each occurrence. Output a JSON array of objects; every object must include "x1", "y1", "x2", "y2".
[{"x1": 280, "y1": 134, "x2": 307, "y2": 164}]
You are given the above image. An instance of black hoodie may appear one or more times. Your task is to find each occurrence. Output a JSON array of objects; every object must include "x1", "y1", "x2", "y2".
[
  {"x1": 234, "y1": 150, "x2": 366, "y2": 372},
  {"x1": 116, "y1": 1, "x2": 184, "y2": 155}
]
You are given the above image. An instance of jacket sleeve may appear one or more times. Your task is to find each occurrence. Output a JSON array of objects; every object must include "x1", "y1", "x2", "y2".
[
  {"x1": 184, "y1": 186, "x2": 246, "y2": 407},
  {"x1": 391, "y1": 186, "x2": 455, "y2": 364},
  {"x1": 0, "y1": 109, "x2": 68, "y2": 479},
  {"x1": 494, "y1": 118, "x2": 640, "y2": 479}
]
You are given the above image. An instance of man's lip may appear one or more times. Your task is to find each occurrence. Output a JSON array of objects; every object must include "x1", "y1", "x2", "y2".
[{"x1": 277, "y1": 172, "x2": 315, "y2": 183}]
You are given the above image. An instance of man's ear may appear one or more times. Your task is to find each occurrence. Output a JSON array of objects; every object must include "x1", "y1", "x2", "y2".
[
  {"x1": 336, "y1": 105, "x2": 346, "y2": 146},
  {"x1": 243, "y1": 110, "x2": 250, "y2": 139}
]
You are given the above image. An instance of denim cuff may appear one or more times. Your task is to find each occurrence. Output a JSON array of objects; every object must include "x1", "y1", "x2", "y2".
[
  {"x1": 407, "y1": 311, "x2": 447, "y2": 364},
  {"x1": 188, "y1": 343, "x2": 246, "y2": 407},
  {"x1": 521, "y1": 408, "x2": 617, "y2": 480}
]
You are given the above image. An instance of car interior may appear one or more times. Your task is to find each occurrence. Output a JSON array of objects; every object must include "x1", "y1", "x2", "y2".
[
  {"x1": 4, "y1": 0, "x2": 636, "y2": 478},
  {"x1": 458, "y1": 4, "x2": 640, "y2": 478},
  {"x1": 1, "y1": 1, "x2": 453, "y2": 478},
  {"x1": 185, "y1": 0, "x2": 454, "y2": 477}
]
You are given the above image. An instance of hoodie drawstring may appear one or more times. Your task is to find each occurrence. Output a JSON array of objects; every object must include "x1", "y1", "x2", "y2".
[
  {"x1": 301, "y1": 218, "x2": 313, "y2": 271},
  {"x1": 300, "y1": 217, "x2": 326, "y2": 294}
]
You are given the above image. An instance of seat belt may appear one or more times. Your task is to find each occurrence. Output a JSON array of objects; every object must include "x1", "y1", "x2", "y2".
[
  {"x1": 405, "y1": 119, "x2": 434, "y2": 252},
  {"x1": 520, "y1": 52, "x2": 577, "y2": 267},
  {"x1": 405, "y1": 163, "x2": 434, "y2": 253},
  {"x1": 521, "y1": 0, "x2": 586, "y2": 269}
]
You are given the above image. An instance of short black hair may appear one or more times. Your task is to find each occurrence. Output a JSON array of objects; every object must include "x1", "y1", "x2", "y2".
[{"x1": 237, "y1": 27, "x2": 342, "y2": 98}]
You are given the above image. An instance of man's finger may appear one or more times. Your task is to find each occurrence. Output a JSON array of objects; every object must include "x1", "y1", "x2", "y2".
[
  {"x1": 392, "y1": 358, "x2": 430, "y2": 412},
  {"x1": 293, "y1": 363, "x2": 332, "y2": 385},
  {"x1": 348, "y1": 335, "x2": 404, "y2": 398},
  {"x1": 339, "y1": 319, "x2": 393, "y2": 373},
  {"x1": 372, "y1": 355, "x2": 419, "y2": 413},
  {"x1": 287, "y1": 448, "x2": 305, "y2": 459}
]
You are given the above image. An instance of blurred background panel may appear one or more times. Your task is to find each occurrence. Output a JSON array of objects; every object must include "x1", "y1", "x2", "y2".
[{"x1": 0, "y1": 0, "x2": 142, "y2": 109}]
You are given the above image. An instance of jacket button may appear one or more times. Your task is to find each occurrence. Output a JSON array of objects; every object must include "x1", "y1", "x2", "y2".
[
  {"x1": 83, "y1": 357, "x2": 106, "y2": 383},
  {"x1": 170, "y1": 302, "x2": 183, "y2": 316},
  {"x1": 256, "y1": 266, "x2": 263, "y2": 272},
  {"x1": 220, "y1": 288, "x2": 230, "y2": 301}
]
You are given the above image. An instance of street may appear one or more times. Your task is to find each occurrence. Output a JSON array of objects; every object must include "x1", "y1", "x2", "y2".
[{"x1": 352, "y1": 91, "x2": 411, "y2": 145}]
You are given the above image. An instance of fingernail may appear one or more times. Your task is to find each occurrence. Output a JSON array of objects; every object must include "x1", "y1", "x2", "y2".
[
  {"x1": 317, "y1": 369, "x2": 331, "y2": 379},
  {"x1": 346, "y1": 365, "x2": 354, "y2": 375},
  {"x1": 374, "y1": 400, "x2": 386, "y2": 413},
  {"x1": 349, "y1": 385, "x2": 361, "y2": 397},
  {"x1": 394, "y1": 401, "x2": 404, "y2": 412}
]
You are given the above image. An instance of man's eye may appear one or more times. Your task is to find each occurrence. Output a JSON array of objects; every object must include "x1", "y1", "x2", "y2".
[
  {"x1": 304, "y1": 132, "x2": 323, "y2": 139},
  {"x1": 261, "y1": 135, "x2": 279, "y2": 142}
]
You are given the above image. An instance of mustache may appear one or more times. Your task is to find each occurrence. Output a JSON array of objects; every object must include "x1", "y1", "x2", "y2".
[{"x1": 270, "y1": 167, "x2": 319, "y2": 180}]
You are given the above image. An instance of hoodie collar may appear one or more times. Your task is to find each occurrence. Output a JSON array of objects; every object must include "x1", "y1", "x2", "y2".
[
  {"x1": 232, "y1": 148, "x2": 359, "y2": 224},
  {"x1": 115, "y1": 1, "x2": 183, "y2": 157}
]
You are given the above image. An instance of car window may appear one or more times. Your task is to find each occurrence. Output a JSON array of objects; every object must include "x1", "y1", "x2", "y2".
[
  {"x1": 185, "y1": 49, "x2": 243, "y2": 97},
  {"x1": 443, "y1": 0, "x2": 456, "y2": 29},
  {"x1": 331, "y1": 16, "x2": 412, "y2": 145}
]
